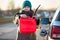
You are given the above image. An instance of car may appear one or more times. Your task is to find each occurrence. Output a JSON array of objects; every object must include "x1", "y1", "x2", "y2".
[{"x1": 48, "y1": 7, "x2": 60, "y2": 40}]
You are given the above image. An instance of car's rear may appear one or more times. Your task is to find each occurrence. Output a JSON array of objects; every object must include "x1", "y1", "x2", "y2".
[
  {"x1": 51, "y1": 21, "x2": 60, "y2": 39},
  {"x1": 50, "y1": 7, "x2": 60, "y2": 39}
]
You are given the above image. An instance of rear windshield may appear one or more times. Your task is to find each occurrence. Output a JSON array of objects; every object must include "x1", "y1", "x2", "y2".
[{"x1": 55, "y1": 11, "x2": 60, "y2": 21}]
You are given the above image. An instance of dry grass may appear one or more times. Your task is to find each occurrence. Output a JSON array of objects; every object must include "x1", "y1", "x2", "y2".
[{"x1": 0, "y1": 17, "x2": 13, "y2": 23}]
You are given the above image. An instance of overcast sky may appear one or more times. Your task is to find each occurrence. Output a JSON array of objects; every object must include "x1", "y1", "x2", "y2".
[{"x1": 0, "y1": 0, "x2": 60, "y2": 10}]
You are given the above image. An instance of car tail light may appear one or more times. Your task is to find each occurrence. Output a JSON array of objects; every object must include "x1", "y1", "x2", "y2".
[{"x1": 51, "y1": 25, "x2": 60, "y2": 39}]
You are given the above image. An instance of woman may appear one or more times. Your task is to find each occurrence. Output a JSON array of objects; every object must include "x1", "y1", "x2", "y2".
[{"x1": 14, "y1": 0, "x2": 39, "y2": 40}]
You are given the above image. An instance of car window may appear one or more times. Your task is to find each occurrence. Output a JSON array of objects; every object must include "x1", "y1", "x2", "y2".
[{"x1": 55, "y1": 11, "x2": 60, "y2": 21}]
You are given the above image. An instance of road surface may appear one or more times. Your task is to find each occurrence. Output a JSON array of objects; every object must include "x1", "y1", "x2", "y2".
[{"x1": 0, "y1": 23, "x2": 47, "y2": 40}]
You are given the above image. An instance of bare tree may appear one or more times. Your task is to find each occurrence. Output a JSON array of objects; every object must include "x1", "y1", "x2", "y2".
[
  {"x1": 8, "y1": 0, "x2": 15, "y2": 10},
  {"x1": 7, "y1": 0, "x2": 15, "y2": 16},
  {"x1": 0, "y1": 8, "x2": 3, "y2": 16}
]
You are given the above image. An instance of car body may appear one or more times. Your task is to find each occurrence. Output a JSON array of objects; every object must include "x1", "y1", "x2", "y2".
[{"x1": 48, "y1": 7, "x2": 60, "y2": 40}]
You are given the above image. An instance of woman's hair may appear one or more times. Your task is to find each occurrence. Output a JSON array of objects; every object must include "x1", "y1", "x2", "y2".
[
  {"x1": 20, "y1": 9, "x2": 34, "y2": 17},
  {"x1": 30, "y1": 10, "x2": 34, "y2": 17}
]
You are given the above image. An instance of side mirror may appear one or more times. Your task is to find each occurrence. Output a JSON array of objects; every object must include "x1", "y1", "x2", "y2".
[{"x1": 40, "y1": 29, "x2": 47, "y2": 37}]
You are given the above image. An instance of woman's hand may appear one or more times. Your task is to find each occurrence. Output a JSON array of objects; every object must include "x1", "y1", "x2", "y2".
[{"x1": 20, "y1": 14, "x2": 27, "y2": 18}]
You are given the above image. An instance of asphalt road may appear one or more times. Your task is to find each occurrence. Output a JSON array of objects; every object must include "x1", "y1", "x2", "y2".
[{"x1": 0, "y1": 23, "x2": 48, "y2": 40}]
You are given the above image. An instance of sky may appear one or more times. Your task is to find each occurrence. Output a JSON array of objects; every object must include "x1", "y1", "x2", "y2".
[{"x1": 0, "y1": 0, "x2": 60, "y2": 10}]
